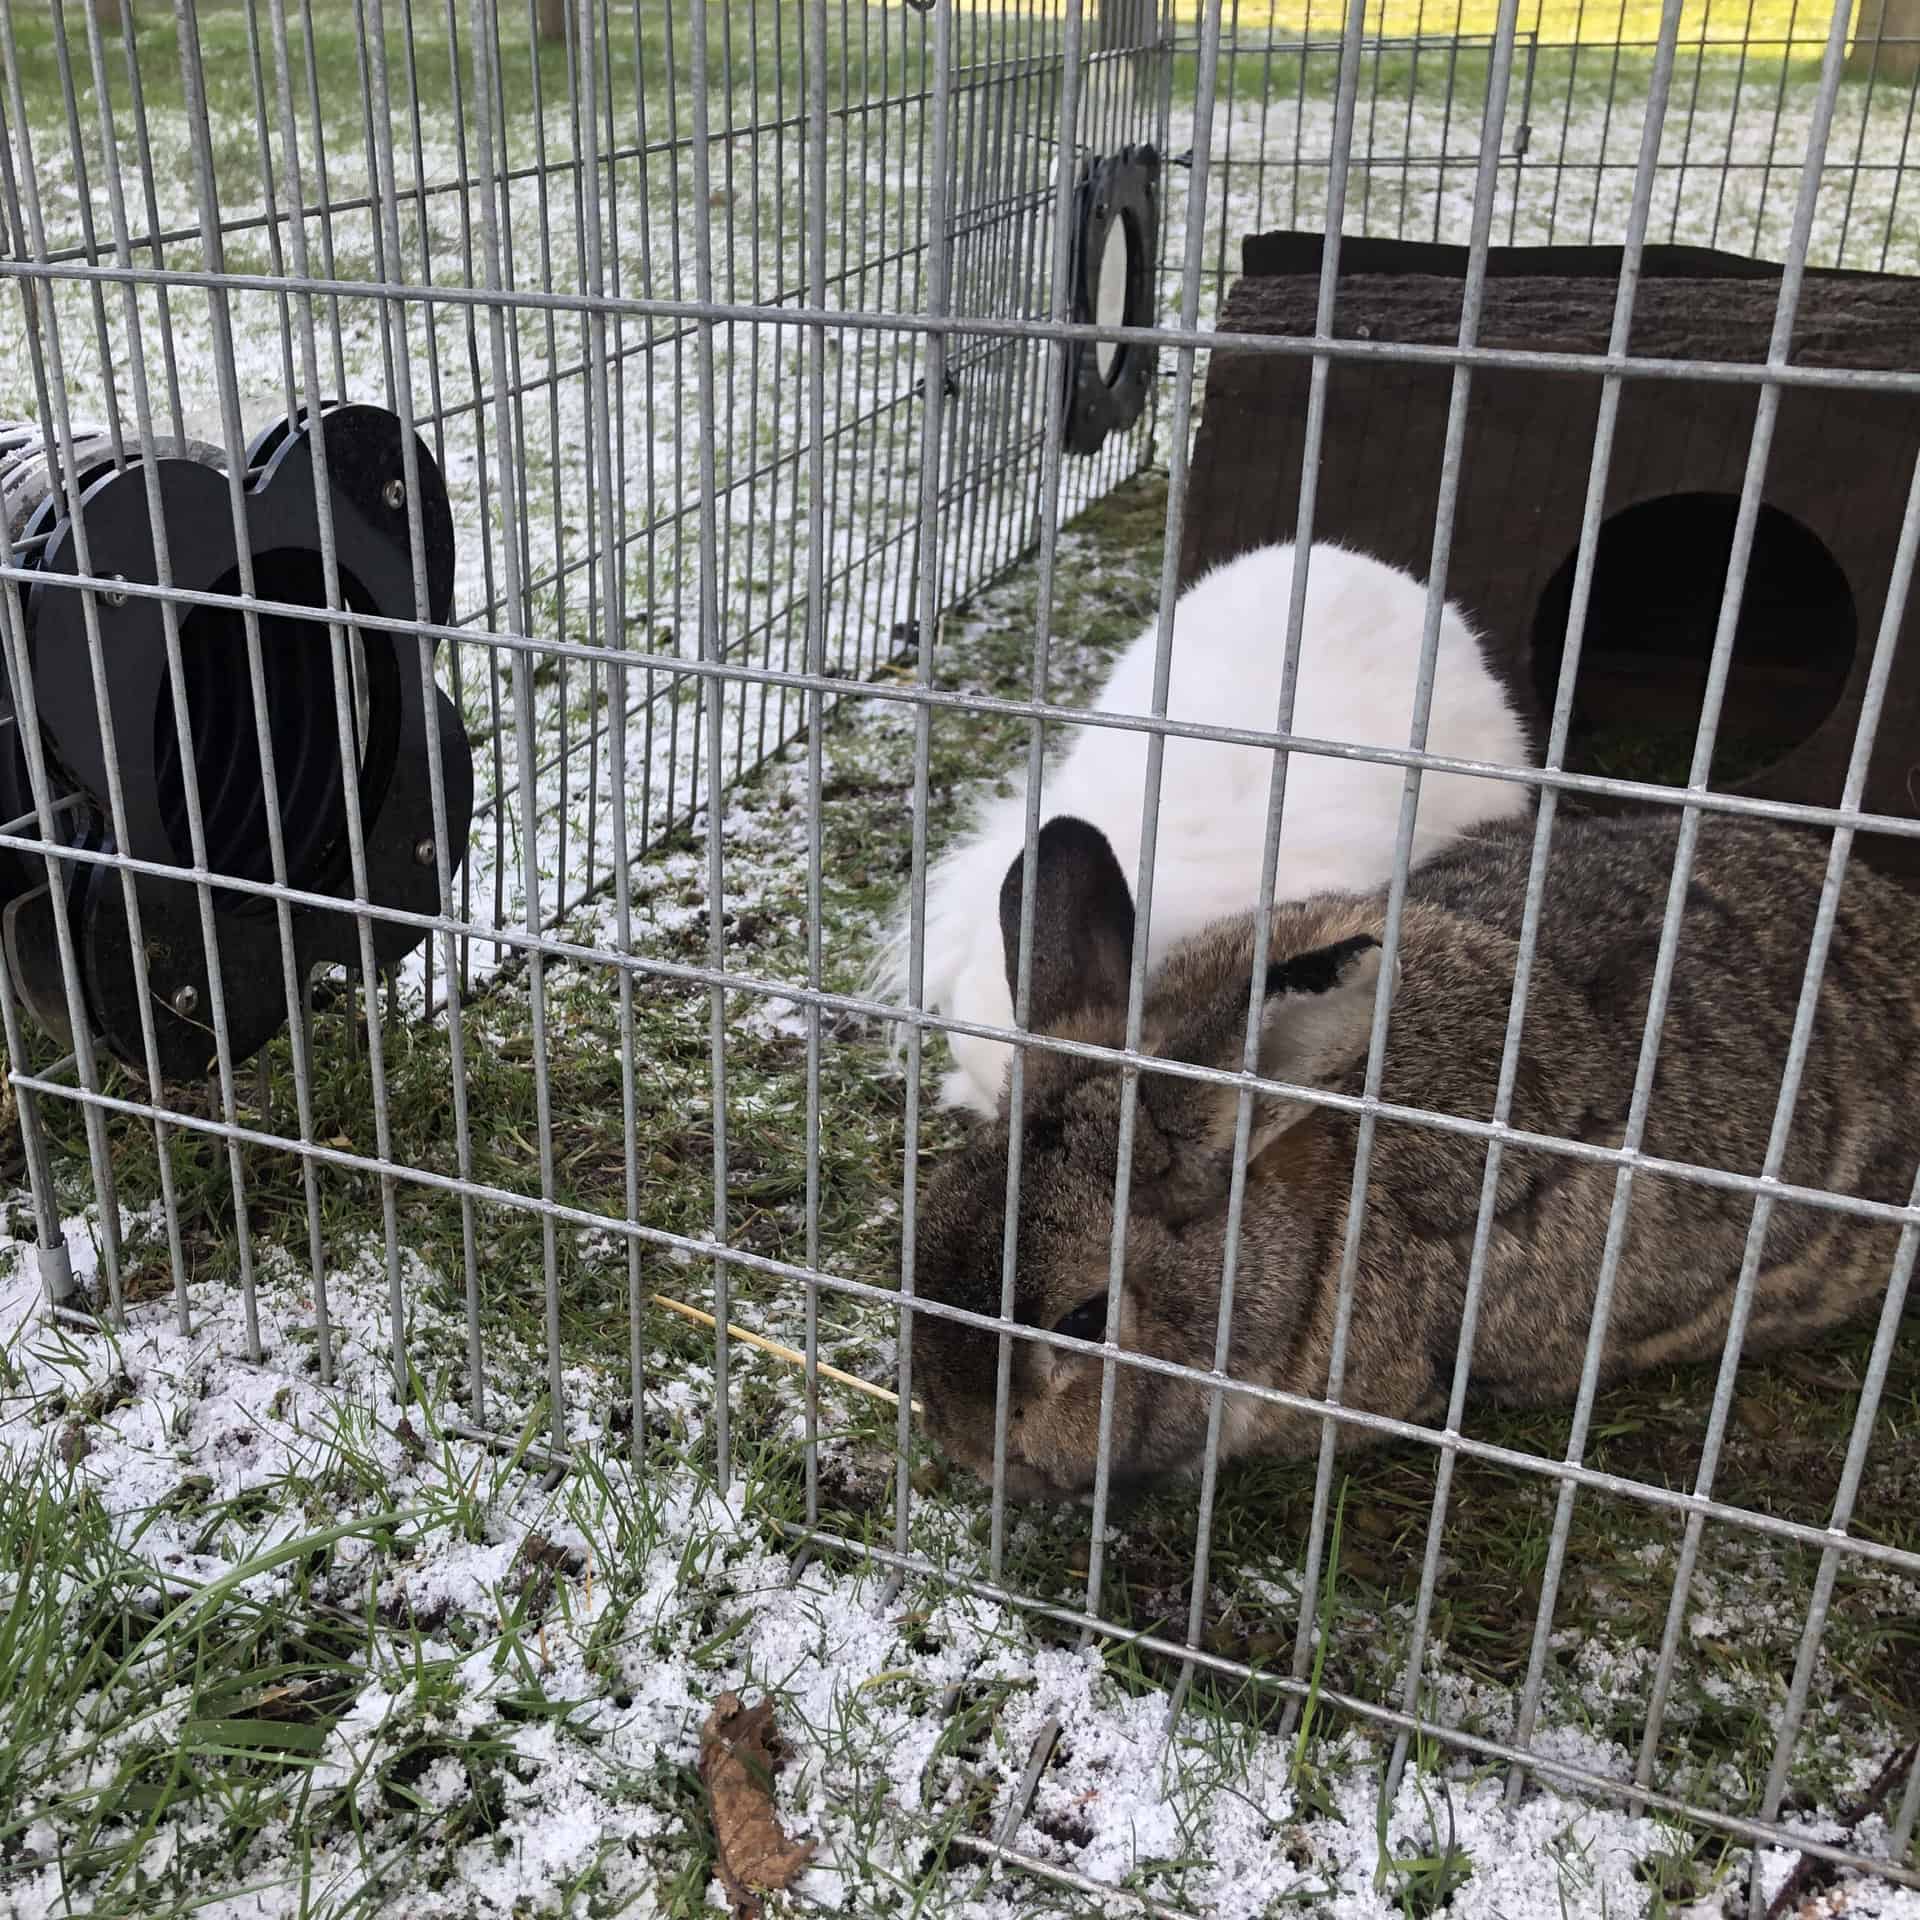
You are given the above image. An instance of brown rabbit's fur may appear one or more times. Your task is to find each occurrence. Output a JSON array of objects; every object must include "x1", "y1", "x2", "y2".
[{"x1": 910, "y1": 810, "x2": 1920, "y2": 1502}]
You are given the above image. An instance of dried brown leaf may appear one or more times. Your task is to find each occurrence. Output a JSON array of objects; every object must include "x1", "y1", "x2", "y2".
[
  {"x1": 698, "y1": 1691, "x2": 815, "y2": 1919},
  {"x1": 518, "y1": 1531, "x2": 585, "y2": 1577}
]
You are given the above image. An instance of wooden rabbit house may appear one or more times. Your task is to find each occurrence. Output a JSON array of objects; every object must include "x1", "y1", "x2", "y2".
[{"x1": 1177, "y1": 233, "x2": 1920, "y2": 884}]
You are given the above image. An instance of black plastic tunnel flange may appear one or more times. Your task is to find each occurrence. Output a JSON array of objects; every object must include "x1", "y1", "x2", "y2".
[
  {"x1": 1060, "y1": 144, "x2": 1162, "y2": 459},
  {"x1": 0, "y1": 401, "x2": 475, "y2": 1084}
]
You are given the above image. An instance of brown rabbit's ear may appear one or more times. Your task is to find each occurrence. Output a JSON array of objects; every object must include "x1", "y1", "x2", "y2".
[
  {"x1": 1243, "y1": 932, "x2": 1388, "y2": 1152},
  {"x1": 999, "y1": 815, "x2": 1137, "y2": 1031}
]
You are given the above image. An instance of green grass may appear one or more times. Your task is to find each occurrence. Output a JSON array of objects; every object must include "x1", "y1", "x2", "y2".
[
  {"x1": 15, "y1": 469, "x2": 1915, "y2": 1910},
  {"x1": 0, "y1": 0, "x2": 930, "y2": 165},
  {"x1": 1, "y1": 468, "x2": 1917, "y2": 1915}
]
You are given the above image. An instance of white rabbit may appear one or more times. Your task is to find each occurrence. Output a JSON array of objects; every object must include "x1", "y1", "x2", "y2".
[{"x1": 869, "y1": 540, "x2": 1534, "y2": 1118}]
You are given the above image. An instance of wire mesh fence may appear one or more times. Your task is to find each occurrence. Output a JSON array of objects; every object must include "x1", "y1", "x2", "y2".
[{"x1": 1, "y1": 0, "x2": 1918, "y2": 1909}]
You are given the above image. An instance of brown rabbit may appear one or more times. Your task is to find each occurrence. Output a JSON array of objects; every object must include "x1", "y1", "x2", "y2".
[{"x1": 910, "y1": 810, "x2": 1920, "y2": 1502}]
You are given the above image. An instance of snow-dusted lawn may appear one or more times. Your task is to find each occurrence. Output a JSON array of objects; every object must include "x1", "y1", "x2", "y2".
[
  {"x1": 2, "y1": 8, "x2": 1919, "y2": 1916},
  {"x1": 1, "y1": 473, "x2": 1916, "y2": 1918}
]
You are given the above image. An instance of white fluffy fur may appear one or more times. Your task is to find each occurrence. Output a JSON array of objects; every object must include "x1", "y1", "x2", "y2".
[{"x1": 870, "y1": 542, "x2": 1534, "y2": 1117}]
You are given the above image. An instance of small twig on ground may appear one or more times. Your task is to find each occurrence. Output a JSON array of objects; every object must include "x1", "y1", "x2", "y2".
[
  {"x1": 648, "y1": 1291, "x2": 921, "y2": 1414},
  {"x1": 1763, "y1": 1741, "x2": 1917, "y2": 1920}
]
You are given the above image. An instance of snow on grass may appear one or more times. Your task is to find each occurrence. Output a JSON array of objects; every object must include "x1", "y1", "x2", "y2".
[
  {"x1": 5, "y1": 1206, "x2": 1918, "y2": 1920},
  {"x1": 11, "y1": 15, "x2": 1918, "y2": 1018},
  {"x1": 3, "y1": 16, "x2": 1920, "y2": 1916},
  {"x1": 0, "y1": 506, "x2": 1915, "y2": 1912}
]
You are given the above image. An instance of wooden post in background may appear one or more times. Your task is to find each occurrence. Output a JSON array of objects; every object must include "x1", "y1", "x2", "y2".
[
  {"x1": 538, "y1": 0, "x2": 565, "y2": 42},
  {"x1": 1849, "y1": 0, "x2": 1920, "y2": 79},
  {"x1": 92, "y1": 0, "x2": 125, "y2": 35}
]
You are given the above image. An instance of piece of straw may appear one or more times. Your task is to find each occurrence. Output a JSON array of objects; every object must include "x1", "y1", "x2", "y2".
[{"x1": 649, "y1": 1291, "x2": 922, "y2": 1415}]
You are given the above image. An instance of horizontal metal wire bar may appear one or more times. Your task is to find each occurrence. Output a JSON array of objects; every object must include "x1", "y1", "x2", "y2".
[
  {"x1": 1224, "y1": 151, "x2": 1920, "y2": 178},
  {"x1": 915, "y1": 1827, "x2": 1195, "y2": 1916},
  {"x1": 8, "y1": 561, "x2": 1918, "y2": 849},
  {"x1": 8, "y1": 254, "x2": 1920, "y2": 397},
  {"x1": 1175, "y1": 25, "x2": 1916, "y2": 49},
  {"x1": 400, "y1": 314, "x2": 924, "y2": 538},
  {"x1": 452, "y1": 385, "x2": 929, "y2": 649},
  {"x1": 8, "y1": 806, "x2": 1920, "y2": 1241},
  {"x1": 779, "y1": 1520, "x2": 1920, "y2": 1892},
  {"x1": 19, "y1": 92, "x2": 948, "y2": 274},
  {"x1": 15, "y1": 1063, "x2": 1919, "y2": 1579}
]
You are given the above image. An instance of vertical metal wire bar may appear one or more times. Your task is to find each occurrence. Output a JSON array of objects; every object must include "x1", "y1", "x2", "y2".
[
  {"x1": 590, "y1": 0, "x2": 619, "y2": 891},
  {"x1": 1873, "y1": 77, "x2": 1919, "y2": 272},
  {"x1": 356, "y1": 0, "x2": 490, "y2": 1418},
  {"x1": 1383, "y1": 0, "x2": 1689, "y2": 1801},
  {"x1": 1357, "y1": 30, "x2": 1387, "y2": 235},
  {"x1": 986, "y1": 0, "x2": 1084, "y2": 1585},
  {"x1": 952, "y1": 0, "x2": 989, "y2": 583},
  {"x1": 1743, "y1": 1199, "x2": 1920, "y2": 1916},
  {"x1": 992, "y1": 0, "x2": 1045, "y2": 576},
  {"x1": 1748, "y1": 0, "x2": 1811, "y2": 259},
  {"x1": 0, "y1": 893, "x2": 68, "y2": 1303},
  {"x1": 1430, "y1": 27, "x2": 1465, "y2": 243},
  {"x1": 235, "y1": 0, "x2": 301, "y2": 418},
  {"x1": 437, "y1": 0, "x2": 481, "y2": 1002},
  {"x1": 830, "y1": 0, "x2": 863, "y2": 678},
  {"x1": 1245, "y1": 0, "x2": 1281, "y2": 242},
  {"x1": 290, "y1": 0, "x2": 348, "y2": 405},
  {"x1": 801, "y1": 0, "x2": 830, "y2": 1528},
  {"x1": 1392, "y1": 0, "x2": 1424, "y2": 240},
  {"x1": 892, "y1": 0, "x2": 955, "y2": 1560},
  {"x1": 1833, "y1": 15, "x2": 1883, "y2": 261},
  {"x1": 1211, "y1": 0, "x2": 1240, "y2": 293},
  {"x1": 659, "y1": 0, "x2": 688, "y2": 837},
  {"x1": 0, "y1": 11, "x2": 213, "y2": 1329},
  {"x1": 1890, "y1": 1746, "x2": 1920, "y2": 1864},
  {"x1": 1165, "y1": 0, "x2": 1370, "y2": 1742},
  {"x1": 0, "y1": 581, "x2": 116, "y2": 1314},
  {"x1": 396, "y1": 0, "x2": 451, "y2": 548},
  {"x1": 1503, "y1": 0, "x2": 1859, "y2": 1807},
  {"x1": 470, "y1": 0, "x2": 565, "y2": 1443},
  {"x1": 1078, "y1": 0, "x2": 1226, "y2": 1629},
  {"x1": 492, "y1": 0, "x2": 527, "y2": 955},
  {"x1": 1539, "y1": 9, "x2": 1587, "y2": 244},
  {"x1": 40, "y1": 0, "x2": 125, "y2": 463},
  {"x1": 1285, "y1": 10, "x2": 1311, "y2": 232},
  {"x1": 1282, "y1": 0, "x2": 1527, "y2": 1723},
  {"x1": 349, "y1": 0, "x2": 400, "y2": 409},
  {"x1": 242, "y1": 0, "x2": 348, "y2": 1376},
  {"x1": 541, "y1": 0, "x2": 578, "y2": 913},
  {"x1": 573, "y1": 0, "x2": 644, "y2": 1459},
  {"x1": 719, "y1": 0, "x2": 746, "y2": 783},
  {"x1": 934, "y1": 3, "x2": 969, "y2": 605},
  {"x1": 516, "y1": 0, "x2": 568, "y2": 1435},
  {"x1": 767, "y1": 0, "x2": 797, "y2": 754},
  {"x1": 1003, "y1": 0, "x2": 1048, "y2": 575},
  {"x1": 1707, "y1": 0, "x2": 1759, "y2": 250},
  {"x1": 1667, "y1": 16, "x2": 1711, "y2": 247},
  {"x1": 746, "y1": 0, "x2": 777, "y2": 759},
  {"x1": 0, "y1": 83, "x2": 135, "y2": 1324},
  {"x1": 688, "y1": 0, "x2": 735, "y2": 1490},
  {"x1": 257, "y1": 0, "x2": 406, "y2": 1386},
  {"x1": 115, "y1": 0, "x2": 187, "y2": 439},
  {"x1": 69, "y1": 0, "x2": 201, "y2": 1325},
  {"x1": 875, "y1": 0, "x2": 924, "y2": 673},
  {"x1": 1630, "y1": 437, "x2": 1920, "y2": 1812},
  {"x1": 1583, "y1": 28, "x2": 1627, "y2": 248},
  {"x1": 623, "y1": 0, "x2": 659, "y2": 861},
  {"x1": 179, "y1": 0, "x2": 359, "y2": 1366}
]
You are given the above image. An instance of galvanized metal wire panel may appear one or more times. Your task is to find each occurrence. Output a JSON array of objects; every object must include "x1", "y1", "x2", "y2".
[{"x1": 0, "y1": 0, "x2": 1917, "y2": 1909}]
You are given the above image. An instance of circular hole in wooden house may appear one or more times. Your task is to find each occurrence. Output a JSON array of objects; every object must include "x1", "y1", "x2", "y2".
[{"x1": 1530, "y1": 493, "x2": 1856, "y2": 792}]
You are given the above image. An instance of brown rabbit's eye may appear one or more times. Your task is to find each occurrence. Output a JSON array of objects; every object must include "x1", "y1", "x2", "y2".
[{"x1": 1052, "y1": 1293, "x2": 1109, "y2": 1346}]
